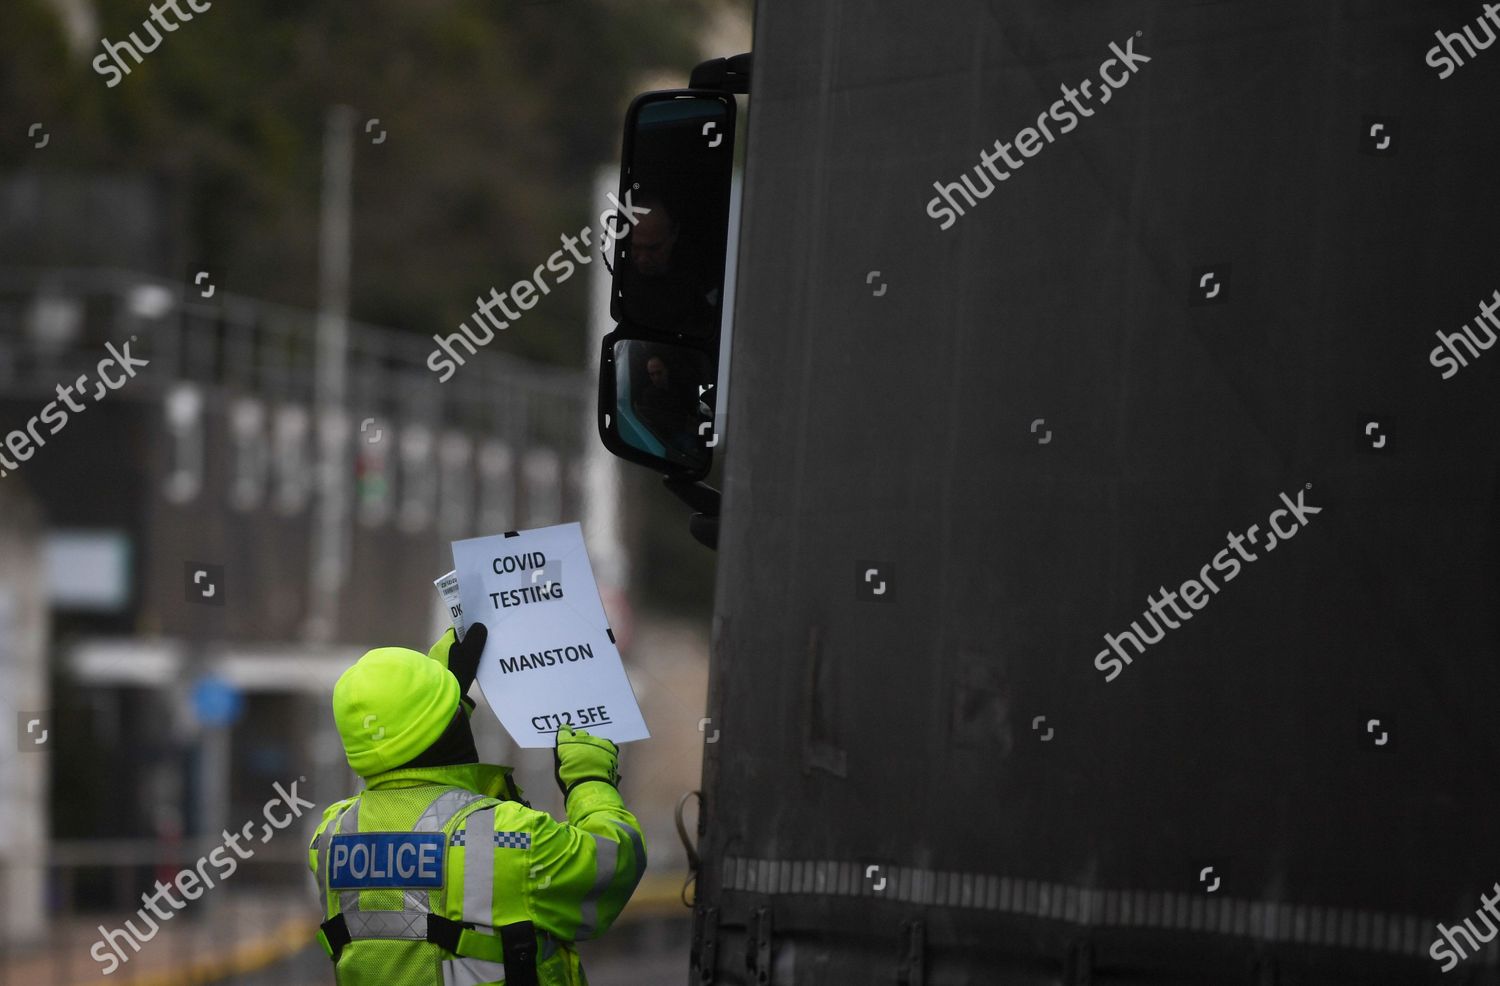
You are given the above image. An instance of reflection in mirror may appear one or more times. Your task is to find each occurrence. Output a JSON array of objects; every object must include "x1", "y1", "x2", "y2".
[
  {"x1": 615, "y1": 94, "x2": 734, "y2": 339},
  {"x1": 620, "y1": 190, "x2": 720, "y2": 338},
  {"x1": 611, "y1": 339, "x2": 713, "y2": 473}
]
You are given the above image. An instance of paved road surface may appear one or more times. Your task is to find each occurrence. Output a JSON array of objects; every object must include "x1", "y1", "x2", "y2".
[{"x1": 235, "y1": 918, "x2": 691, "y2": 986}]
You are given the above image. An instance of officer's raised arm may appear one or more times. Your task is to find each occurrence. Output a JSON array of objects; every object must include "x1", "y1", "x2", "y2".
[{"x1": 521, "y1": 726, "x2": 647, "y2": 941}]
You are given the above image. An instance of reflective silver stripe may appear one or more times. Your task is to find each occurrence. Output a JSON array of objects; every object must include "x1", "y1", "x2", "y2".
[
  {"x1": 344, "y1": 909, "x2": 429, "y2": 940},
  {"x1": 462, "y1": 807, "x2": 496, "y2": 926},
  {"x1": 576, "y1": 832, "x2": 619, "y2": 940},
  {"x1": 335, "y1": 798, "x2": 363, "y2": 917},
  {"x1": 441, "y1": 956, "x2": 507, "y2": 986},
  {"x1": 319, "y1": 800, "x2": 357, "y2": 917},
  {"x1": 415, "y1": 789, "x2": 487, "y2": 832},
  {"x1": 343, "y1": 888, "x2": 431, "y2": 921},
  {"x1": 609, "y1": 819, "x2": 646, "y2": 885},
  {"x1": 719, "y1": 855, "x2": 1450, "y2": 960}
]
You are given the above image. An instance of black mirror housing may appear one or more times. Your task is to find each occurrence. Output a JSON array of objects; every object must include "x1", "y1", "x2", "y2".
[{"x1": 598, "y1": 88, "x2": 737, "y2": 481}]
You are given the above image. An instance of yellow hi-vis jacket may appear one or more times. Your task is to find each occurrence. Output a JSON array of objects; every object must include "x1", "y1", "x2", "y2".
[{"x1": 307, "y1": 761, "x2": 645, "y2": 986}]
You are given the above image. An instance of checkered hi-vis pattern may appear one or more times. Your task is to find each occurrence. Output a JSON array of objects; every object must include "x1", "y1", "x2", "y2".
[{"x1": 449, "y1": 830, "x2": 531, "y2": 849}]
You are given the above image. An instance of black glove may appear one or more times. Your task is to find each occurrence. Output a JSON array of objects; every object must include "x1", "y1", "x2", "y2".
[{"x1": 428, "y1": 622, "x2": 487, "y2": 694}]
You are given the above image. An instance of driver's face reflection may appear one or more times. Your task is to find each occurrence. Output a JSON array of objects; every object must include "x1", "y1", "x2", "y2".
[
  {"x1": 630, "y1": 210, "x2": 678, "y2": 276},
  {"x1": 646, "y1": 356, "x2": 668, "y2": 387}
]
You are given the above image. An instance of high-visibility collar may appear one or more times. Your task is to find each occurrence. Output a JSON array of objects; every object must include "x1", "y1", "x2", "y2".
[{"x1": 362, "y1": 762, "x2": 520, "y2": 801}]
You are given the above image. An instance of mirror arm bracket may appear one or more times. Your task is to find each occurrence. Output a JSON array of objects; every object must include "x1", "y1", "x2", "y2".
[
  {"x1": 663, "y1": 477, "x2": 720, "y2": 516},
  {"x1": 664, "y1": 477, "x2": 721, "y2": 550},
  {"x1": 689, "y1": 52, "x2": 751, "y2": 94}
]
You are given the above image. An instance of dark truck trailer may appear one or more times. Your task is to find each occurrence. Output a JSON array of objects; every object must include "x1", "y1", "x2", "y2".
[{"x1": 690, "y1": 1, "x2": 1500, "y2": 983}]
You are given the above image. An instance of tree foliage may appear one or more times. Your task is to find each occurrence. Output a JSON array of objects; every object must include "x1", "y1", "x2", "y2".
[{"x1": 0, "y1": 0, "x2": 739, "y2": 365}]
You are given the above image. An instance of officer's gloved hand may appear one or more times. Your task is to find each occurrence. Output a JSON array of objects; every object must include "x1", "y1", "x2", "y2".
[
  {"x1": 427, "y1": 622, "x2": 487, "y2": 694},
  {"x1": 553, "y1": 726, "x2": 620, "y2": 797}
]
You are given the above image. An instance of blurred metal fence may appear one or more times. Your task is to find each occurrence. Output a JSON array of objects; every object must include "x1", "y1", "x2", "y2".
[
  {"x1": 0, "y1": 266, "x2": 589, "y2": 441},
  {"x1": 0, "y1": 265, "x2": 595, "y2": 640}
]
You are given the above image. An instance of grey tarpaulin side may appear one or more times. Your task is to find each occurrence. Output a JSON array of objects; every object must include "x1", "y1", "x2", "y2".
[{"x1": 697, "y1": 0, "x2": 1500, "y2": 982}]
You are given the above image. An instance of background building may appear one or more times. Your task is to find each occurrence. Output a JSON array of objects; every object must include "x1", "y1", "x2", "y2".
[{"x1": 0, "y1": 1, "x2": 751, "y2": 980}]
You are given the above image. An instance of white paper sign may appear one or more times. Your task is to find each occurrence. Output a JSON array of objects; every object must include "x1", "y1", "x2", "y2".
[
  {"x1": 433, "y1": 570, "x2": 467, "y2": 641},
  {"x1": 451, "y1": 522, "x2": 649, "y2": 747}
]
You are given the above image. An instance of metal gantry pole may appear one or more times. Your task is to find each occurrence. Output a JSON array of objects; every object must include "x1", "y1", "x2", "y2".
[{"x1": 308, "y1": 105, "x2": 356, "y2": 643}]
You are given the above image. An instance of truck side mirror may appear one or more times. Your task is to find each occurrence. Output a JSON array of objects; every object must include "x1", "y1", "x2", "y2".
[
  {"x1": 598, "y1": 89, "x2": 736, "y2": 481},
  {"x1": 598, "y1": 332, "x2": 716, "y2": 477}
]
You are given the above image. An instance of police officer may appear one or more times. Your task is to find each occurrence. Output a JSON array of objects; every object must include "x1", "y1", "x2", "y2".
[{"x1": 308, "y1": 622, "x2": 645, "y2": 985}]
